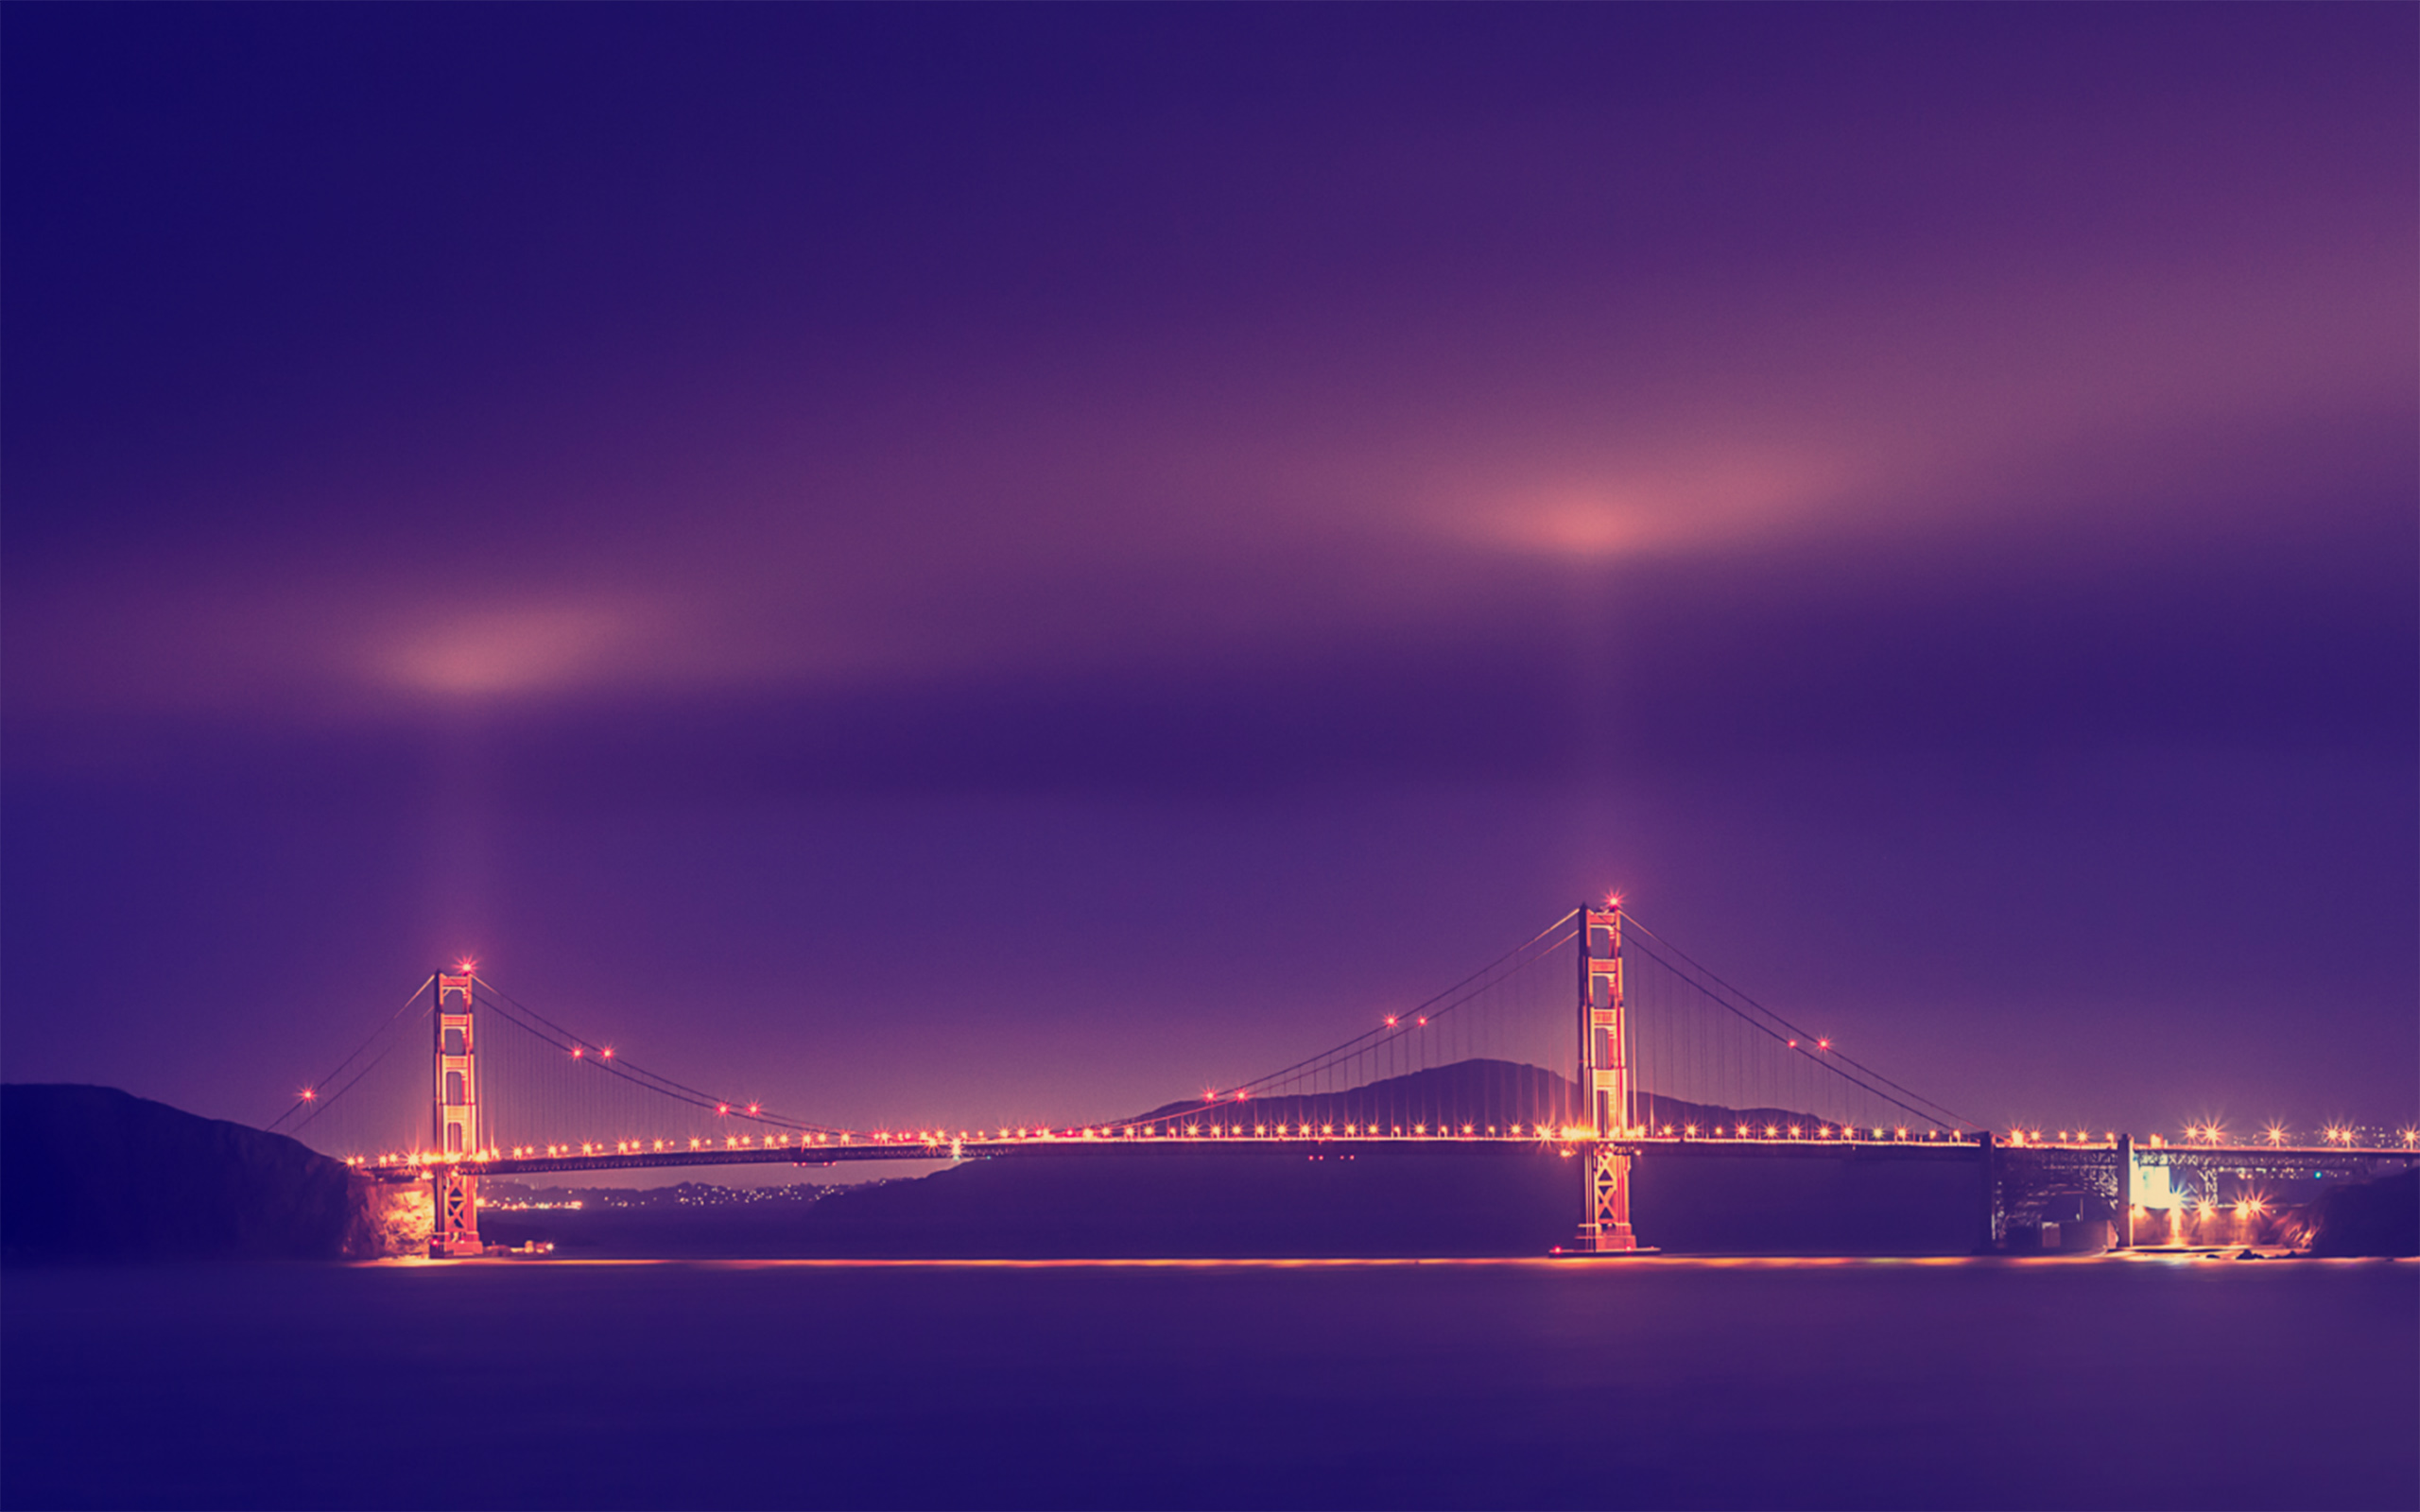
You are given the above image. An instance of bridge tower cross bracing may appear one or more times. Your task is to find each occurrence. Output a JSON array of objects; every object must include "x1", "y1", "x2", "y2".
[
  {"x1": 430, "y1": 971, "x2": 484, "y2": 1258},
  {"x1": 1578, "y1": 903, "x2": 1638, "y2": 1252}
]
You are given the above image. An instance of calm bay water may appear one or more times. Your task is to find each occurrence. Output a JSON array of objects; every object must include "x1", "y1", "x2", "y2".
[{"x1": 5, "y1": 1256, "x2": 2413, "y2": 1510}]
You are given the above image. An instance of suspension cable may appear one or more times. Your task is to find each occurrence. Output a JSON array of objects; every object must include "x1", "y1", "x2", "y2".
[
  {"x1": 1623, "y1": 931, "x2": 1977, "y2": 1131},
  {"x1": 1176, "y1": 909, "x2": 1579, "y2": 1109},
  {"x1": 1623, "y1": 914, "x2": 1973, "y2": 1128},
  {"x1": 473, "y1": 976, "x2": 847, "y2": 1135},
  {"x1": 269, "y1": 975, "x2": 436, "y2": 1132}
]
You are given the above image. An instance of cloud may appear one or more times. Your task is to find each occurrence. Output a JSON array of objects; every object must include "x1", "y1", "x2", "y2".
[{"x1": 380, "y1": 603, "x2": 651, "y2": 698}]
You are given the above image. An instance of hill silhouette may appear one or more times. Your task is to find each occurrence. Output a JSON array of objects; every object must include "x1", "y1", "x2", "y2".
[
  {"x1": 1132, "y1": 1057, "x2": 1844, "y2": 1141},
  {"x1": 2, "y1": 1085, "x2": 425, "y2": 1263}
]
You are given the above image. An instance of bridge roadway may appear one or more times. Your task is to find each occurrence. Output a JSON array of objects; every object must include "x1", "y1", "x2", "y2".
[
  {"x1": 362, "y1": 1127, "x2": 2017, "y2": 1182},
  {"x1": 360, "y1": 1131, "x2": 2416, "y2": 1183}
]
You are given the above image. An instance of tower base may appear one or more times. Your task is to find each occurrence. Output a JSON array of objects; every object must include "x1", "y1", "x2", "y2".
[
  {"x1": 429, "y1": 1168, "x2": 483, "y2": 1259},
  {"x1": 1574, "y1": 1221, "x2": 1639, "y2": 1254}
]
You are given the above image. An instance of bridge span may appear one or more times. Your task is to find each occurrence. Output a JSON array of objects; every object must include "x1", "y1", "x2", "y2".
[{"x1": 276, "y1": 903, "x2": 2414, "y2": 1257}]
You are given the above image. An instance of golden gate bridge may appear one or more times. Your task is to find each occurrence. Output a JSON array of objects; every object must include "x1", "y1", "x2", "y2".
[{"x1": 268, "y1": 902, "x2": 2417, "y2": 1258}]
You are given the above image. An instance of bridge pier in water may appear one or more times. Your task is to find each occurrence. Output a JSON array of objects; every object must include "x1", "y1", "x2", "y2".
[
  {"x1": 431, "y1": 1165, "x2": 482, "y2": 1257},
  {"x1": 2113, "y1": 1135, "x2": 2133, "y2": 1249}
]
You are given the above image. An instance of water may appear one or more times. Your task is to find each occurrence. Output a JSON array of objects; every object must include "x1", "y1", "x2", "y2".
[{"x1": 5, "y1": 1256, "x2": 2412, "y2": 1509}]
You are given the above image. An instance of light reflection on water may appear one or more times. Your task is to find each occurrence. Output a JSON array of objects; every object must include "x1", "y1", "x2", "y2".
[
  {"x1": 7, "y1": 1253, "x2": 2412, "y2": 1510},
  {"x1": 378, "y1": 1249, "x2": 2396, "y2": 1272}
]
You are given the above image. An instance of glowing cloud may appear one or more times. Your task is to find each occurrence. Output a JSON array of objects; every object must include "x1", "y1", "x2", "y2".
[{"x1": 382, "y1": 603, "x2": 648, "y2": 698}]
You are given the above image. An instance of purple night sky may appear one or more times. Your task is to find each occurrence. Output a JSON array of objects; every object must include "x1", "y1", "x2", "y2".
[{"x1": 6, "y1": 7, "x2": 2412, "y2": 1145}]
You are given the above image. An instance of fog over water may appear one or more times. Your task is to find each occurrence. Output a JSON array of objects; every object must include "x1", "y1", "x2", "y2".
[{"x1": 6, "y1": 1257, "x2": 2411, "y2": 1509}]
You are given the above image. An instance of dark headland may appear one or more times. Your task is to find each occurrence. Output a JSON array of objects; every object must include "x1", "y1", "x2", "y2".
[{"x1": 1, "y1": 1085, "x2": 426, "y2": 1264}]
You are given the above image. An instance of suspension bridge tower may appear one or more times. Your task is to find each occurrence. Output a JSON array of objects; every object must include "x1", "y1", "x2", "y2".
[
  {"x1": 1577, "y1": 903, "x2": 1638, "y2": 1251},
  {"x1": 430, "y1": 970, "x2": 484, "y2": 1257}
]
